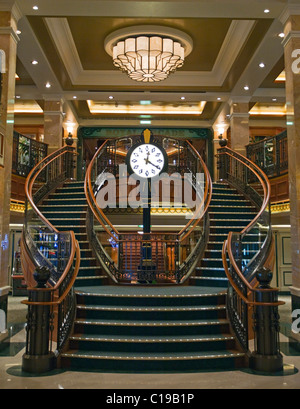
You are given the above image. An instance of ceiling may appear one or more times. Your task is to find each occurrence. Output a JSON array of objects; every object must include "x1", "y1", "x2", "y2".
[{"x1": 12, "y1": 0, "x2": 291, "y2": 131}]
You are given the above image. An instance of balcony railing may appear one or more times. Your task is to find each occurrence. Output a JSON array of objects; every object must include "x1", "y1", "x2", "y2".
[
  {"x1": 246, "y1": 131, "x2": 288, "y2": 179},
  {"x1": 12, "y1": 131, "x2": 48, "y2": 178}
]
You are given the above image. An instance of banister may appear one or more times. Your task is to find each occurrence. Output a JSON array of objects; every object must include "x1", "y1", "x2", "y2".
[
  {"x1": 85, "y1": 140, "x2": 120, "y2": 239},
  {"x1": 222, "y1": 236, "x2": 284, "y2": 305},
  {"x1": 22, "y1": 237, "x2": 80, "y2": 306},
  {"x1": 177, "y1": 140, "x2": 212, "y2": 242},
  {"x1": 21, "y1": 145, "x2": 81, "y2": 372},
  {"x1": 217, "y1": 149, "x2": 270, "y2": 236},
  {"x1": 85, "y1": 135, "x2": 212, "y2": 284},
  {"x1": 217, "y1": 146, "x2": 285, "y2": 370},
  {"x1": 25, "y1": 146, "x2": 77, "y2": 233}
]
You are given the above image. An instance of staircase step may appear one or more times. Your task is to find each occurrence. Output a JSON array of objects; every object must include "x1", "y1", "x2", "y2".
[
  {"x1": 76, "y1": 303, "x2": 227, "y2": 321},
  {"x1": 61, "y1": 349, "x2": 245, "y2": 372},
  {"x1": 192, "y1": 276, "x2": 228, "y2": 288},
  {"x1": 49, "y1": 192, "x2": 86, "y2": 199},
  {"x1": 68, "y1": 332, "x2": 235, "y2": 353}
]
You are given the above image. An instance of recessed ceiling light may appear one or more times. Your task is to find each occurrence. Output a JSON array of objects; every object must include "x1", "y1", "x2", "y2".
[
  {"x1": 45, "y1": 82, "x2": 51, "y2": 88},
  {"x1": 217, "y1": 98, "x2": 221, "y2": 101},
  {"x1": 16, "y1": 95, "x2": 21, "y2": 99},
  {"x1": 264, "y1": 9, "x2": 270, "y2": 14},
  {"x1": 244, "y1": 86, "x2": 250, "y2": 91},
  {"x1": 33, "y1": 6, "x2": 39, "y2": 10},
  {"x1": 181, "y1": 96, "x2": 186, "y2": 100},
  {"x1": 16, "y1": 30, "x2": 21, "y2": 35},
  {"x1": 31, "y1": 60, "x2": 38, "y2": 65},
  {"x1": 259, "y1": 62, "x2": 265, "y2": 68},
  {"x1": 109, "y1": 96, "x2": 114, "y2": 100},
  {"x1": 278, "y1": 33, "x2": 285, "y2": 38},
  {"x1": 272, "y1": 98, "x2": 277, "y2": 102},
  {"x1": 73, "y1": 96, "x2": 77, "y2": 99}
]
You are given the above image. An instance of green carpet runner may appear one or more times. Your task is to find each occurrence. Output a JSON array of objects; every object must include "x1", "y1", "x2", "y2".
[{"x1": 36, "y1": 181, "x2": 260, "y2": 372}]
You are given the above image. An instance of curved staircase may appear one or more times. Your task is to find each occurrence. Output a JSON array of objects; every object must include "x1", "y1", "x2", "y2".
[
  {"x1": 33, "y1": 179, "x2": 250, "y2": 372},
  {"x1": 20, "y1": 137, "x2": 283, "y2": 374}
]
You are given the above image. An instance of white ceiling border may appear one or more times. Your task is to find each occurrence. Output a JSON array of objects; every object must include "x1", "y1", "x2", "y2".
[{"x1": 45, "y1": 17, "x2": 256, "y2": 88}]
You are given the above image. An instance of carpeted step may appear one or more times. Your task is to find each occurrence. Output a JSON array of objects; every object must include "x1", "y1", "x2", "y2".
[{"x1": 61, "y1": 349, "x2": 245, "y2": 372}]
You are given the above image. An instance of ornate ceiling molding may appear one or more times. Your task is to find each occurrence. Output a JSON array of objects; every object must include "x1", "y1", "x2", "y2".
[{"x1": 45, "y1": 17, "x2": 255, "y2": 88}]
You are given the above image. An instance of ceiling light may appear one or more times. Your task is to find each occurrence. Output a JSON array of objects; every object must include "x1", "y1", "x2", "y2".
[
  {"x1": 140, "y1": 100, "x2": 152, "y2": 105},
  {"x1": 217, "y1": 98, "x2": 221, "y2": 101},
  {"x1": 264, "y1": 9, "x2": 270, "y2": 14},
  {"x1": 259, "y1": 62, "x2": 265, "y2": 68},
  {"x1": 16, "y1": 30, "x2": 21, "y2": 35},
  {"x1": 45, "y1": 82, "x2": 51, "y2": 88},
  {"x1": 140, "y1": 120, "x2": 152, "y2": 125},
  {"x1": 181, "y1": 97, "x2": 186, "y2": 100},
  {"x1": 109, "y1": 96, "x2": 114, "y2": 100},
  {"x1": 31, "y1": 60, "x2": 38, "y2": 65},
  {"x1": 73, "y1": 96, "x2": 77, "y2": 99},
  {"x1": 105, "y1": 26, "x2": 193, "y2": 83},
  {"x1": 272, "y1": 98, "x2": 277, "y2": 102},
  {"x1": 244, "y1": 86, "x2": 250, "y2": 91},
  {"x1": 278, "y1": 33, "x2": 285, "y2": 38},
  {"x1": 33, "y1": 6, "x2": 39, "y2": 10}
]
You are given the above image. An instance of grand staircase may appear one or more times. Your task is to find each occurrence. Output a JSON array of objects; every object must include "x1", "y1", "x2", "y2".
[
  {"x1": 22, "y1": 141, "x2": 283, "y2": 375},
  {"x1": 39, "y1": 180, "x2": 109, "y2": 288},
  {"x1": 31, "y1": 179, "x2": 264, "y2": 372}
]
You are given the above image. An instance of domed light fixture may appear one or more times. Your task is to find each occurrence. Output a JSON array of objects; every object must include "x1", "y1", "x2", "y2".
[{"x1": 104, "y1": 26, "x2": 193, "y2": 83}]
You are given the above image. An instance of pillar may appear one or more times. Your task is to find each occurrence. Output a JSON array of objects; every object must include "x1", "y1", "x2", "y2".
[
  {"x1": 212, "y1": 124, "x2": 229, "y2": 181},
  {"x1": 229, "y1": 101, "x2": 250, "y2": 156},
  {"x1": 0, "y1": 5, "x2": 20, "y2": 342},
  {"x1": 43, "y1": 99, "x2": 64, "y2": 154},
  {"x1": 281, "y1": 7, "x2": 300, "y2": 348}
]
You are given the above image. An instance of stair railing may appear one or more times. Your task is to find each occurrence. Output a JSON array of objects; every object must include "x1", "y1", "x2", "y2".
[
  {"x1": 218, "y1": 146, "x2": 285, "y2": 372},
  {"x1": 85, "y1": 136, "x2": 212, "y2": 284},
  {"x1": 20, "y1": 146, "x2": 81, "y2": 373}
]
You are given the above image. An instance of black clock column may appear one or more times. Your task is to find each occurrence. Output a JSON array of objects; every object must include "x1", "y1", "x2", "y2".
[{"x1": 143, "y1": 179, "x2": 151, "y2": 234}]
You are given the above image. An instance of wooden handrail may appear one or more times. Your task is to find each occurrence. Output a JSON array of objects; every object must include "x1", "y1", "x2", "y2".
[
  {"x1": 22, "y1": 236, "x2": 81, "y2": 306},
  {"x1": 85, "y1": 140, "x2": 120, "y2": 239},
  {"x1": 25, "y1": 146, "x2": 77, "y2": 233},
  {"x1": 222, "y1": 238, "x2": 284, "y2": 307},
  {"x1": 85, "y1": 138, "x2": 212, "y2": 244},
  {"x1": 178, "y1": 140, "x2": 212, "y2": 242},
  {"x1": 218, "y1": 147, "x2": 284, "y2": 307},
  {"x1": 23, "y1": 145, "x2": 80, "y2": 303},
  {"x1": 217, "y1": 148, "x2": 270, "y2": 236}
]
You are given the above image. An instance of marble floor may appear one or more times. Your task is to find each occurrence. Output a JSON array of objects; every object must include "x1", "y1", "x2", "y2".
[{"x1": 0, "y1": 295, "x2": 300, "y2": 390}]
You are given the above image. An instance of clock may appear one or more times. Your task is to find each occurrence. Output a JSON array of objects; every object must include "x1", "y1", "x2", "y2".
[{"x1": 126, "y1": 142, "x2": 168, "y2": 179}]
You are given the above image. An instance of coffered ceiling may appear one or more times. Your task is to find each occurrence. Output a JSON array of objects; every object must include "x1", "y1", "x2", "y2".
[{"x1": 11, "y1": 0, "x2": 291, "y2": 129}]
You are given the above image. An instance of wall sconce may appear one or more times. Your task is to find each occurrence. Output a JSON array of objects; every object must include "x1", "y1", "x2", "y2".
[
  {"x1": 216, "y1": 127, "x2": 228, "y2": 148},
  {"x1": 65, "y1": 127, "x2": 74, "y2": 146}
]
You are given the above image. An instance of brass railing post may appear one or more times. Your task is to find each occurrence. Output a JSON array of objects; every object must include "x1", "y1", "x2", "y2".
[
  {"x1": 250, "y1": 267, "x2": 283, "y2": 372},
  {"x1": 22, "y1": 267, "x2": 55, "y2": 374}
]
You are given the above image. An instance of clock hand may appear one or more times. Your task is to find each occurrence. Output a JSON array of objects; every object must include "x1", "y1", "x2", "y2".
[{"x1": 147, "y1": 160, "x2": 161, "y2": 170}]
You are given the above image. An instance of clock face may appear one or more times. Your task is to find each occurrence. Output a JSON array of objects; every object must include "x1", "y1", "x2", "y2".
[{"x1": 128, "y1": 143, "x2": 167, "y2": 179}]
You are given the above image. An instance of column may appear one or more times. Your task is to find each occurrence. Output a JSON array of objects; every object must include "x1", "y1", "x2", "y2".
[
  {"x1": 0, "y1": 5, "x2": 20, "y2": 342},
  {"x1": 43, "y1": 98, "x2": 64, "y2": 154},
  {"x1": 212, "y1": 124, "x2": 229, "y2": 181},
  {"x1": 281, "y1": 7, "x2": 300, "y2": 347},
  {"x1": 229, "y1": 101, "x2": 250, "y2": 156}
]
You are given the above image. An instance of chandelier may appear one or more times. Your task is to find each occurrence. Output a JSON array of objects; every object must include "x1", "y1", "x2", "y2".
[{"x1": 104, "y1": 26, "x2": 193, "y2": 83}]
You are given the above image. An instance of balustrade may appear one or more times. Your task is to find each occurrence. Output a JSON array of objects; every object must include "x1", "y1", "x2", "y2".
[{"x1": 85, "y1": 135, "x2": 212, "y2": 284}]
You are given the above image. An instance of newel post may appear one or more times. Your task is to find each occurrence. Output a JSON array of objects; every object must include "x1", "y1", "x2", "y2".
[
  {"x1": 22, "y1": 267, "x2": 56, "y2": 373},
  {"x1": 250, "y1": 267, "x2": 283, "y2": 372}
]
